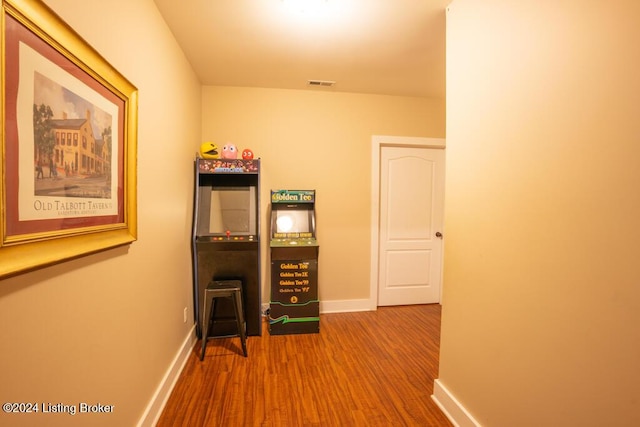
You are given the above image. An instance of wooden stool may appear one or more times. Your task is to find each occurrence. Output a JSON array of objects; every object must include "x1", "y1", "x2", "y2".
[{"x1": 200, "y1": 280, "x2": 248, "y2": 360}]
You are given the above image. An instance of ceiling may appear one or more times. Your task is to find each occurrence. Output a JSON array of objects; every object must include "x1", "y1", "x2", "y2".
[{"x1": 153, "y1": 0, "x2": 448, "y2": 99}]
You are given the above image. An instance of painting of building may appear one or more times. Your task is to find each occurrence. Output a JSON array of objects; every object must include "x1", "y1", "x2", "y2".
[{"x1": 49, "y1": 109, "x2": 111, "y2": 178}]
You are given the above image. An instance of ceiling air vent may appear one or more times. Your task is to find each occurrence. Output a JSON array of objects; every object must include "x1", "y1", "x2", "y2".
[{"x1": 308, "y1": 80, "x2": 335, "y2": 87}]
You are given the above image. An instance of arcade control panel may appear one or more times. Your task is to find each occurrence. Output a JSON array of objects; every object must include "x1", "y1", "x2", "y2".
[
  {"x1": 199, "y1": 231, "x2": 257, "y2": 242},
  {"x1": 270, "y1": 232, "x2": 317, "y2": 247}
]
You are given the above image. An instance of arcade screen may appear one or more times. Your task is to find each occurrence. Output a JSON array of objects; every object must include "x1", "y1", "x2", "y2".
[
  {"x1": 197, "y1": 185, "x2": 257, "y2": 236},
  {"x1": 272, "y1": 205, "x2": 314, "y2": 236}
]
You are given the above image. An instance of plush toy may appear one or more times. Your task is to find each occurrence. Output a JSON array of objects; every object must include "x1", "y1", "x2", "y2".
[
  {"x1": 221, "y1": 143, "x2": 238, "y2": 159},
  {"x1": 242, "y1": 148, "x2": 254, "y2": 160},
  {"x1": 199, "y1": 141, "x2": 219, "y2": 159}
]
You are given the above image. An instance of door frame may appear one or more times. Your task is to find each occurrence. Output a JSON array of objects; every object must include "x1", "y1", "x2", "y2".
[{"x1": 369, "y1": 135, "x2": 446, "y2": 310}]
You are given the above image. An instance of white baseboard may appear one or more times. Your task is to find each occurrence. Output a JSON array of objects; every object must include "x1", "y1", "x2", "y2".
[
  {"x1": 137, "y1": 325, "x2": 197, "y2": 427},
  {"x1": 432, "y1": 379, "x2": 481, "y2": 427},
  {"x1": 320, "y1": 298, "x2": 372, "y2": 313}
]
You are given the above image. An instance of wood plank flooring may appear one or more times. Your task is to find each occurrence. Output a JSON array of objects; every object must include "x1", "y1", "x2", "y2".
[{"x1": 157, "y1": 304, "x2": 452, "y2": 426}]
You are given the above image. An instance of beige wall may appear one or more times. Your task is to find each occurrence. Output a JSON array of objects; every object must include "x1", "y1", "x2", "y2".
[
  {"x1": 441, "y1": 0, "x2": 640, "y2": 425},
  {"x1": 0, "y1": 0, "x2": 201, "y2": 426},
  {"x1": 201, "y1": 86, "x2": 444, "y2": 305}
]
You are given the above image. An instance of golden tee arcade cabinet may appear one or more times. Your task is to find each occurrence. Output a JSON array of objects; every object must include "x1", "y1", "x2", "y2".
[
  {"x1": 192, "y1": 158, "x2": 261, "y2": 339},
  {"x1": 269, "y1": 190, "x2": 319, "y2": 335}
]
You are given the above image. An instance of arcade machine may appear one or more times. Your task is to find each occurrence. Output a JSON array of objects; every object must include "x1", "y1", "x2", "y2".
[
  {"x1": 269, "y1": 189, "x2": 320, "y2": 335},
  {"x1": 192, "y1": 157, "x2": 261, "y2": 338}
]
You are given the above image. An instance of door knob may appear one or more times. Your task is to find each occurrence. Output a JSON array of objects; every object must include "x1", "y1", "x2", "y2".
[{"x1": 435, "y1": 232, "x2": 443, "y2": 238}]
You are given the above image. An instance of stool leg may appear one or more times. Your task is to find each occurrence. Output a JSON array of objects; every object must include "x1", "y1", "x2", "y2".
[
  {"x1": 211, "y1": 297, "x2": 218, "y2": 326},
  {"x1": 232, "y1": 291, "x2": 247, "y2": 357},
  {"x1": 200, "y1": 294, "x2": 212, "y2": 361}
]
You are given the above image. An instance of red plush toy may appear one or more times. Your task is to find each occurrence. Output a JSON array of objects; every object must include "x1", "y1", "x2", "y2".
[{"x1": 242, "y1": 148, "x2": 254, "y2": 160}]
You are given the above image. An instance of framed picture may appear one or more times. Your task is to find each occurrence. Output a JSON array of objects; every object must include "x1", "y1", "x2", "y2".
[{"x1": 1, "y1": 0, "x2": 138, "y2": 278}]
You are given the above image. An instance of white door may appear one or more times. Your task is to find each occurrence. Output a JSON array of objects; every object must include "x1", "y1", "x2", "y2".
[{"x1": 377, "y1": 145, "x2": 445, "y2": 306}]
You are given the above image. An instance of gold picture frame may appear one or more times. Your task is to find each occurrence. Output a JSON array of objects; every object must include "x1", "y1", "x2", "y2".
[{"x1": 1, "y1": 0, "x2": 138, "y2": 278}]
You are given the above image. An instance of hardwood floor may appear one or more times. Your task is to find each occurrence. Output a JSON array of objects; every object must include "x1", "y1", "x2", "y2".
[{"x1": 157, "y1": 304, "x2": 452, "y2": 426}]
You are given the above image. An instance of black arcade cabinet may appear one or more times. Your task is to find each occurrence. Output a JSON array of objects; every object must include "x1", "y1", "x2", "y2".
[
  {"x1": 192, "y1": 158, "x2": 261, "y2": 338},
  {"x1": 269, "y1": 190, "x2": 320, "y2": 335}
]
